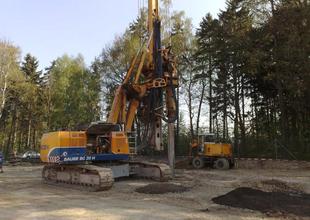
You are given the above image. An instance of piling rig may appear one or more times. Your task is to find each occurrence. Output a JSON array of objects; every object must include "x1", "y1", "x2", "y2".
[{"x1": 40, "y1": 0, "x2": 178, "y2": 191}]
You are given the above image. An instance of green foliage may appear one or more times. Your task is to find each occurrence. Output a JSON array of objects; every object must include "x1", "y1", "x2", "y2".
[
  {"x1": 1, "y1": 1, "x2": 309, "y2": 161},
  {"x1": 0, "y1": 49, "x2": 101, "y2": 156},
  {"x1": 0, "y1": 40, "x2": 22, "y2": 118},
  {"x1": 175, "y1": 112, "x2": 191, "y2": 156},
  {"x1": 0, "y1": 44, "x2": 46, "y2": 156},
  {"x1": 195, "y1": 0, "x2": 310, "y2": 160},
  {"x1": 47, "y1": 54, "x2": 100, "y2": 130},
  {"x1": 21, "y1": 54, "x2": 42, "y2": 85}
]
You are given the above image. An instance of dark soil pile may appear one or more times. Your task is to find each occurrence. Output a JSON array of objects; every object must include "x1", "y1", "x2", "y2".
[
  {"x1": 212, "y1": 187, "x2": 310, "y2": 218},
  {"x1": 260, "y1": 179, "x2": 303, "y2": 193},
  {"x1": 136, "y1": 183, "x2": 189, "y2": 194}
]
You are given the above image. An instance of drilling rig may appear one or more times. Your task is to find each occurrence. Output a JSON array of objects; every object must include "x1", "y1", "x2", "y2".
[
  {"x1": 108, "y1": 0, "x2": 178, "y2": 152},
  {"x1": 40, "y1": 0, "x2": 178, "y2": 191}
]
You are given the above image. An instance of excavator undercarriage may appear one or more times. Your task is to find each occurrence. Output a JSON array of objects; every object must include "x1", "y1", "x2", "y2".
[
  {"x1": 42, "y1": 162, "x2": 171, "y2": 191},
  {"x1": 42, "y1": 165, "x2": 114, "y2": 191}
]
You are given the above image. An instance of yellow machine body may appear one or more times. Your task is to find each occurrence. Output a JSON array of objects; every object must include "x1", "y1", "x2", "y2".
[
  {"x1": 40, "y1": 131, "x2": 86, "y2": 163},
  {"x1": 40, "y1": 131, "x2": 129, "y2": 164},
  {"x1": 110, "y1": 132, "x2": 130, "y2": 154},
  {"x1": 191, "y1": 134, "x2": 234, "y2": 169},
  {"x1": 193, "y1": 134, "x2": 233, "y2": 158},
  {"x1": 202, "y1": 143, "x2": 232, "y2": 157}
]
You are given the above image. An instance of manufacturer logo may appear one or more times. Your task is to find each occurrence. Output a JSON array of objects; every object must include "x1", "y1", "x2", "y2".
[{"x1": 48, "y1": 156, "x2": 60, "y2": 163}]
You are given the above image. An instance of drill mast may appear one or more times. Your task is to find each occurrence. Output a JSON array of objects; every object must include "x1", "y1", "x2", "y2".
[{"x1": 108, "y1": 0, "x2": 178, "y2": 153}]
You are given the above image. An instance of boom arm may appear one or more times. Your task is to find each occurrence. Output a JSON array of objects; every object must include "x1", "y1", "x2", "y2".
[{"x1": 107, "y1": 0, "x2": 178, "y2": 150}]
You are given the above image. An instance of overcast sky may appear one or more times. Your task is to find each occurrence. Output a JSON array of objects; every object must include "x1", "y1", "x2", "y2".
[{"x1": 0, "y1": 0, "x2": 226, "y2": 70}]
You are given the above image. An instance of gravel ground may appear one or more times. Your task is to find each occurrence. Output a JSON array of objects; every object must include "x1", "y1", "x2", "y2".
[{"x1": 0, "y1": 164, "x2": 309, "y2": 220}]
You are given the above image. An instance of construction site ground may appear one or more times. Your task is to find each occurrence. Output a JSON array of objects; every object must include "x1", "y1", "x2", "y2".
[{"x1": 0, "y1": 160, "x2": 310, "y2": 220}]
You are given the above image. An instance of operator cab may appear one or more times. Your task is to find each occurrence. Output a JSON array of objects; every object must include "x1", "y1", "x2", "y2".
[
  {"x1": 86, "y1": 122, "x2": 122, "y2": 154},
  {"x1": 203, "y1": 133, "x2": 216, "y2": 143},
  {"x1": 196, "y1": 133, "x2": 216, "y2": 153}
]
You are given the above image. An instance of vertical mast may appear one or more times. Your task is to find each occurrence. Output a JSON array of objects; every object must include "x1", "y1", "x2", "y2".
[
  {"x1": 148, "y1": 0, "x2": 163, "y2": 151},
  {"x1": 148, "y1": 0, "x2": 159, "y2": 66}
]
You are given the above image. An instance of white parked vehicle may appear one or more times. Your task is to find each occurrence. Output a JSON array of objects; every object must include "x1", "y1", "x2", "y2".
[{"x1": 22, "y1": 151, "x2": 40, "y2": 160}]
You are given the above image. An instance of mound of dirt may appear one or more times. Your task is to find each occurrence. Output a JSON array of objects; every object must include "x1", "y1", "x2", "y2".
[
  {"x1": 212, "y1": 187, "x2": 310, "y2": 218},
  {"x1": 135, "y1": 183, "x2": 190, "y2": 194},
  {"x1": 241, "y1": 179, "x2": 304, "y2": 194},
  {"x1": 260, "y1": 179, "x2": 303, "y2": 193}
]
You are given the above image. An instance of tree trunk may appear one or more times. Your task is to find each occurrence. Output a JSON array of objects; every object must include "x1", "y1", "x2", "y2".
[
  {"x1": 239, "y1": 75, "x2": 246, "y2": 152},
  {"x1": 233, "y1": 69, "x2": 239, "y2": 154},
  {"x1": 27, "y1": 118, "x2": 32, "y2": 149},
  {"x1": 0, "y1": 70, "x2": 8, "y2": 119},
  {"x1": 215, "y1": 116, "x2": 219, "y2": 139},
  {"x1": 185, "y1": 73, "x2": 195, "y2": 157},
  {"x1": 223, "y1": 76, "x2": 228, "y2": 140},
  {"x1": 32, "y1": 128, "x2": 36, "y2": 150},
  {"x1": 6, "y1": 119, "x2": 14, "y2": 156},
  {"x1": 17, "y1": 125, "x2": 23, "y2": 153},
  {"x1": 176, "y1": 86, "x2": 180, "y2": 149},
  {"x1": 208, "y1": 56, "x2": 213, "y2": 133},
  {"x1": 12, "y1": 112, "x2": 17, "y2": 152},
  {"x1": 187, "y1": 80, "x2": 194, "y2": 138},
  {"x1": 196, "y1": 81, "x2": 206, "y2": 135}
]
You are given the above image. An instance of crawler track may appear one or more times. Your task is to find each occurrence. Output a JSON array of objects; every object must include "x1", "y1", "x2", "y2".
[
  {"x1": 130, "y1": 161, "x2": 172, "y2": 181},
  {"x1": 42, "y1": 161, "x2": 172, "y2": 191},
  {"x1": 42, "y1": 164, "x2": 114, "y2": 191}
]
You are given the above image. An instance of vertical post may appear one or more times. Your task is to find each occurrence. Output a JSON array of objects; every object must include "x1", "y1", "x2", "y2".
[
  {"x1": 168, "y1": 123, "x2": 175, "y2": 177},
  {"x1": 275, "y1": 141, "x2": 278, "y2": 160},
  {"x1": 148, "y1": 0, "x2": 159, "y2": 65},
  {"x1": 151, "y1": 0, "x2": 163, "y2": 151},
  {"x1": 154, "y1": 118, "x2": 163, "y2": 151}
]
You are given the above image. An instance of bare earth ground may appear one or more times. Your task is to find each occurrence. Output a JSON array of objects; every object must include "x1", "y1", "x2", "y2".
[{"x1": 0, "y1": 164, "x2": 310, "y2": 220}]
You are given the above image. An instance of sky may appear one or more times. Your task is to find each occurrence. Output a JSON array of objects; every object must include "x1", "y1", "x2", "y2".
[{"x1": 0, "y1": 0, "x2": 226, "y2": 70}]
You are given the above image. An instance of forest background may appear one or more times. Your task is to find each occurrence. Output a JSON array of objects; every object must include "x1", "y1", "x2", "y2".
[{"x1": 0, "y1": 0, "x2": 309, "y2": 160}]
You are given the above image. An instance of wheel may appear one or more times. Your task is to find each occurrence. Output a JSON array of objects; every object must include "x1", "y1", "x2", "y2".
[
  {"x1": 214, "y1": 158, "x2": 230, "y2": 170},
  {"x1": 229, "y1": 159, "x2": 235, "y2": 168},
  {"x1": 192, "y1": 157, "x2": 204, "y2": 169}
]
